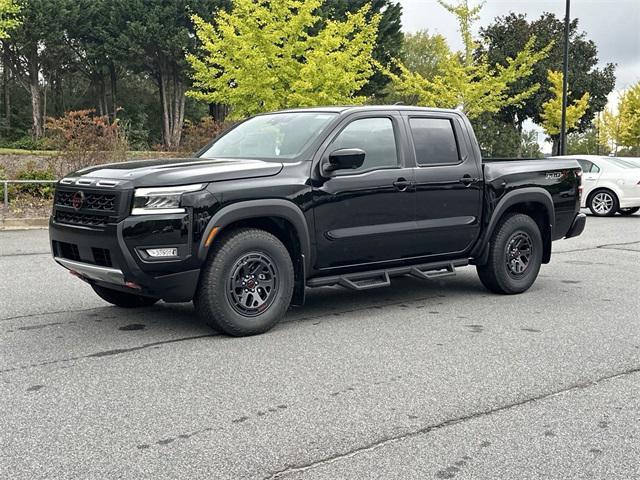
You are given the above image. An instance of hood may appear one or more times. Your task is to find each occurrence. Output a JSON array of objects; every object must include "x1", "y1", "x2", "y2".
[{"x1": 70, "y1": 157, "x2": 283, "y2": 187}]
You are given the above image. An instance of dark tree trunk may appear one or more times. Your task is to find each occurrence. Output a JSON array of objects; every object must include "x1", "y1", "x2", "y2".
[
  {"x1": 109, "y1": 63, "x2": 117, "y2": 120},
  {"x1": 2, "y1": 45, "x2": 11, "y2": 129},
  {"x1": 158, "y1": 62, "x2": 186, "y2": 150},
  {"x1": 209, "y1": 103, "x2": 229, "y2": 122},
  {"x1": 552, "y1": 136, "x2": 560, "y2": 156}
]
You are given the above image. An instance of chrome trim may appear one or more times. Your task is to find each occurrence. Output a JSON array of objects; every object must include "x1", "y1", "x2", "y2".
[
  {"x1": 131, "y1": 207, "x2": 186, "y2": 215},
  {"x1": 55, "y1": 257, "x2": 124, "y2": 285},
  {"x1": 96, "y1": 180, "x2": 119, "y2": 187}
]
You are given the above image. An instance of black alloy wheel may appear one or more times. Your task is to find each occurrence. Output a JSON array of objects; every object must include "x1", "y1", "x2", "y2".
[
  {"x1": 505, "y1": 232, "x2": 533, "y2": 278},
  {"x1": 226, "y1": 252, "x2": 279, "y2": 317}
]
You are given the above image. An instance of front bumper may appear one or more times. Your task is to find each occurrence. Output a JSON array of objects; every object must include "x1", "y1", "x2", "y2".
[
  {"x1": 49, "y1": 215, "x2": 202, "y2": 302},
  {"x1": 565, "y1": 213, "x2": 586, "y2": 239}
]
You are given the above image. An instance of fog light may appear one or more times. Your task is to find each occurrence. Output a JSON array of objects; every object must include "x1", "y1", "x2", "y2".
[{"x1": 146, "y1": 247, "x2": 178, "y2": 258}]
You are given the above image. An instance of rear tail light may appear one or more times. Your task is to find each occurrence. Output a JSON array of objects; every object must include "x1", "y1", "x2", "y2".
[{"x1": 576, "y1": 170, "x2": 583, "y2": 197}]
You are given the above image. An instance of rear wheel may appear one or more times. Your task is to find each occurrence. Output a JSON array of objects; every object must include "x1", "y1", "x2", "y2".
[
  {"x1": 194, "y1": 228, "x2": 294, "y2": 336},
  {"x1": 588, "y1": 189, "x2": 619, "y2": 217},
  {"x1": 92, "y1": 284, "x2": 158, "y2": 308},
  {"x1": 476, "y1": 213, "x2": 543, "y2": 294},
  {"x1": 618, "y1": 207, "x2": 639, "y2": 216}
]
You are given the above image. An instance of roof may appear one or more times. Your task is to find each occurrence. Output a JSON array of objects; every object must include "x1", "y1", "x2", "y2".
[{"x1": 274, "y1": 105, "x2": 461, "y2": 115}]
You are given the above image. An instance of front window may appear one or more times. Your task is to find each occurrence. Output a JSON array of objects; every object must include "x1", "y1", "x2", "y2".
[{"x1": 200, "y1": 112, "x2": 337, "y2": 161}]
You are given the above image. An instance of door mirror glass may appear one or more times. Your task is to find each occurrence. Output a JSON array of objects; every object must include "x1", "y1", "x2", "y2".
[{"x1": 324, "y1": 148, "x2": 366, "y2": 174}]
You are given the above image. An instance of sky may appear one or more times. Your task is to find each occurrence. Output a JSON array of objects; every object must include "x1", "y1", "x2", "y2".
[{"x1": 397, "y1": 0, "x2": 640, "y2": 151}]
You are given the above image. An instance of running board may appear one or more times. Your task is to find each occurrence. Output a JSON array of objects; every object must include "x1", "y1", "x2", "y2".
[{"x1": 307, "y1": 259, "x2": 469, "y2": 291}]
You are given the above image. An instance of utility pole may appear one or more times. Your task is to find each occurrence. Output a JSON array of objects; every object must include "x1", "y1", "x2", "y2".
[{"x1": 559, "y1": 0, "x2": 570, "y2": 155}]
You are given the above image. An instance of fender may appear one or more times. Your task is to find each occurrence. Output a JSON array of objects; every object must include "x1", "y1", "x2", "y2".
[
  {"x1": 197, "y1": 199, "x2": 312, "y2": 272},
  {"x1": 471, "y1": 187, "x2": 555, "y2": 265}
]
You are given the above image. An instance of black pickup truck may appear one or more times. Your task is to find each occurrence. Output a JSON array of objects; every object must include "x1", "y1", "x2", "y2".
[{"x1": 49, "y1": 106, "x2": 586, "y2": 336}]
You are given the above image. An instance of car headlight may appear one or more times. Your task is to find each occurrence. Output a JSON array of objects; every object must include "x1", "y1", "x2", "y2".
[{"x1": 131, "y1": 184, "x2": 206, "y2": 215}]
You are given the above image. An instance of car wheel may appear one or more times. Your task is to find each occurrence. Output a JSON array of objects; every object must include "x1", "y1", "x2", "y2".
[
  {"x1": 588, "y1": 190, "x2": 619, "y2": 217},
  {"x1": 194, "y1": 228, "x2": 294, "y2": 336},
  {"x1": 476, "y1": 213, "x2": 543, "y2": 295},
  {"x1": 92, "y1": 284, "x2": 159, "y2": 308},
  {"x1": 618, "y1": 207, "x2": 640, "y2": 216}
]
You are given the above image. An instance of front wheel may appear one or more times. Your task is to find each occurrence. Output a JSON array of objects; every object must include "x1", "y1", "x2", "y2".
[
  {"x1": 92, "y1": 284, "x2": 159, "y2": 308},
  {"x1": 588, "y1": 190, "x2": 619, "y2": 217},
  {"x1": 476, "y1": 213, "x2": 543, "y2": 294},
  {"x1": 618, "y1": 207, "x2": 640, "y2": 216},
  {"x1": 194, "y1": 228, "x2": 294, "y2": 336}
]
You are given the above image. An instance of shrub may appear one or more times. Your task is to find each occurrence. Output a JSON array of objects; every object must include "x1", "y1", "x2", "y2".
[
  {"x1": 2, "y1": 135, "x2": 49, "y2": 151},
  {"x1": 179, "y1": 116, "x2": 228, "y2": 154},
  {"x1": 14, "y1": 162, "x2": 56, "y2": 199},
  {"x1": 45, "y1": 110, "x2": 129, "y2": 177}
]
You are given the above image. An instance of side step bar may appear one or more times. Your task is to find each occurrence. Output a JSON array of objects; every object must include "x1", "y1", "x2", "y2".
[{"x1": 307, "y1": 259, "x2": 469, "y2": 291}]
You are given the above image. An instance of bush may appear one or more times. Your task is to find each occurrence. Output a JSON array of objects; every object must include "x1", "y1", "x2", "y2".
[
  {"x1": 45, "y1": 110, "x2": 129, "y2": 177},
  {"x1": 4, "y1": 135, "x2": 49, "y2": 151},
  {"x1": 179, "y1": 116, "x2": 228, "y2": 154},
  {"x1": 14, "y1": 162, "x2": 56, "y2": 199}
]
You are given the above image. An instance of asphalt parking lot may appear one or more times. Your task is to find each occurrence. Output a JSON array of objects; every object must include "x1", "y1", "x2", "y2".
[{"x1": 1, "y1": 213, "x2": 639, "y2": 479}]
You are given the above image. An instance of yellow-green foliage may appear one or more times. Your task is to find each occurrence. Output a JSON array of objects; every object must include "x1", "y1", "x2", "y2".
[
  {"x1": 187, "y1": 0, "x2": 380, "y2": 119},
  {"x1": 386, "y1": 0, "x2": 551, "y2": 119},
  {"x1": 541, "y1": 70, "x2": 590, "y2": 136},
  {"x1": 618, "y1": 82, "x2": 640, "y2": 148},
  {"x1": 600, "y1": 82, "x2": 640, "y2": 152},
  {"x1": 0, "y1": 0, "x2": 20, "y2": 38}
]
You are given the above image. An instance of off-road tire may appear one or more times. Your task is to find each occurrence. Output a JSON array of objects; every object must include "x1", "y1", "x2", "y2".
[
  {"x1": 194, "y1": 228, "x2": 294, "y2": 336},
  {"x1": 476, "y1": 213, "x2": 543, "y2": 294},
  {"x1": 92, "y1": 284, "x2": 159, "y2": 308}
]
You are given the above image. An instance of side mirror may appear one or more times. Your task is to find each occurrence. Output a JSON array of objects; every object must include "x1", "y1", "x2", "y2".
[{"x1": 323, "y1": 148, "x2": 366, "y2": 175}]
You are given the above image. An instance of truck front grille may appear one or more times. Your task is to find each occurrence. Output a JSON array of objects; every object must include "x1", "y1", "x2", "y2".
[
  {"x1": 54, "y1": 211, "x2": 109, "y2": 227},
  {"x1": 55, "y1": 190, "x2": 117, "y2": 212},
  {"x1": 53, "y1": 241, "x2": 81, "y2": 261},
  {"x1": 92, "y1": 247, "x2": 113, "y2": 267}
]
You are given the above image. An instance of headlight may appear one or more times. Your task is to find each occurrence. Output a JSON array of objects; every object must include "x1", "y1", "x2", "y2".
[{"x1": 131, "y1": 184, "x2": 205, "y2": 215}]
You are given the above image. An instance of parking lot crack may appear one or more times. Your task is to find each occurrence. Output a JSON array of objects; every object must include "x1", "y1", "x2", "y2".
[
  {"x1": 264, "y1": 365, "x2": 640, "y2": 479},
  {"x1": 0, "y1": 334, "x2": 216, "y2": 373}
]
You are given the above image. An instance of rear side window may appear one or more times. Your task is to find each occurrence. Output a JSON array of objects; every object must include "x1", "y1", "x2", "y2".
[
  {"x1": 578, "y1": 160, "x2": 600, "y2": 173},
  {"x1": 409, "y1": 118, "x2": 460, "y2": 166}
]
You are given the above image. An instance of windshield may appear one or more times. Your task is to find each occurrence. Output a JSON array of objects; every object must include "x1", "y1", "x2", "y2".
[{"x1": 200, "y1": 112, "x2": 338, "y2": 161}]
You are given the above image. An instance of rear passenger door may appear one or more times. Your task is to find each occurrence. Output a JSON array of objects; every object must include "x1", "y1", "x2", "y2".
[
  {"x1": 576, "y1": 160, "x2": 601, "y2": 199},
  {"x1": 404, "y1": 113, "x2": 483, "y2": 257}
]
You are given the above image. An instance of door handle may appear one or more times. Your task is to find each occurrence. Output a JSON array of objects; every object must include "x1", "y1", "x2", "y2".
[
  {"x1": 460, "y1": 174, "x2": 481, "y2": 187},
  {"x1": 393, "y1": 178, "x2": 412, "y2": 191}
]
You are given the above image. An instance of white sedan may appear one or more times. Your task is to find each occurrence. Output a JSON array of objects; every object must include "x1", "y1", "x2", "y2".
[{"x1": 555, "y1": 155, "x2": 640, "y2": 216}]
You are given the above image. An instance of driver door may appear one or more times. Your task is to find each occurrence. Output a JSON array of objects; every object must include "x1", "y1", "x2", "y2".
[{"x1": 311, "y1": 114, "x2": 416, "y2": 270}]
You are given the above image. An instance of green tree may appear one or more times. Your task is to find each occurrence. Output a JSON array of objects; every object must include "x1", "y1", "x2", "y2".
[
  {"x1": 540, "y1": 70, "x2": 589, "y2": 153},
  {"x1": 316, "y1": 0, "x2": 402, "y2": 98},
  {"x1": 188, "y1": 0, "x2": 380, "y2": 119},
  {"x1": 478, "y1": 12, "x2": 615, "y2": 134},
  {"x1": 601, "y1": 84, "x2": 640, "y2": 155},
  {"x1": 399, "y1": 30, "x2": 451, "y2": 80},
  {"x1": 0, "y1": 0, "x2": 19, "y2": 39},
  {"x1": 384, "y1": 30, "x2": 451, "y2": 104},
  {"x1": 3, "y1": 0, "x2": 73, "y2": 137},
  {"x1": 618, "y1": 82, "x2": 640, "y2": 152},
  {"x1": 110, "y1": 0, "x2": 229, "y2": 149},
  {"x1": 567, "y1": 127, "x2": 610, "y2": 156},
  {"x1": 386, "y1": 0, "x2": 551, "y2": 119}
]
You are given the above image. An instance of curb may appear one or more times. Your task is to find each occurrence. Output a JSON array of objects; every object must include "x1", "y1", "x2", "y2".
[{"x1": 0, "y1": 217, "x2": 49, "y2": 230}]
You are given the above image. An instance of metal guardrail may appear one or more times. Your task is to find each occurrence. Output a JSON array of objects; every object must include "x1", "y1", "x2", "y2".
[{"x1": 2, "y1": 180, "x2": 58, "y2": 210}]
